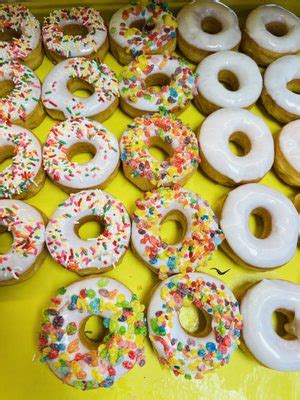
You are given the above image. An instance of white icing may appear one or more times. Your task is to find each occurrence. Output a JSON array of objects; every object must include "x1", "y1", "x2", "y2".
[{"x1": 278, "y1": 120, "x2": 300, "y2": 173}]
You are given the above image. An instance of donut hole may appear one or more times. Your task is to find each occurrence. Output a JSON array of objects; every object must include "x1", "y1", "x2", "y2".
[
  {"x1": 160, "y1": 210, "x2": 187, "y2": 245},
  {"x1": 0, "y1": 227, "x2": 13, "y2": 254},
  {"x1": 79, "y1": 315, "x2": 108, "y2": 350},
  {"x1": 130, "y1": 18, "x2": 155, "y2": 32},
  {"x1": 62, "y1": 23, "x2": 89, "y2": 38},
  {"x1": 74, "y1": 215, "x2": 105, "y2": 240},
  {"x1": 287, "y1": 79, "x2": 300, "y2": 95},
  {"x1": 67, "y1": 78, "x2": 95, "y2": 98},
  {"x1": 218, "y1": 70, "x2": 240, "y2": 92},
  {"x1": 149, "y1": 136, "x2": 173, "y2": 162},
  {"x1": 265, "y1": 21, "x2": 288, "y2": 37},
  {"x1": 272, "y1": 309, "x2": 297, "y2": 340},
  {"x1": 0, "y1": 79, "x2": 15, "y2": 98},
  {"x1": 144, "y1": 73, "x2": 171, "y2": 94},
  {"x1": 0, "y1": 27, "x2": 22, "y2": 42},
  {"x1": 0, "y1": 145, "x2": 15, "y2": 171},
  {"x1": 67, "y1": 142, "x2": 96, "y2": 165},
  {"x1": 179, "y1": 303, "x2": 212, "y2": 337},
  {"x1": 201, "y1": 16, "x2": 222, "y2": 34},
  {"x1": 228, "y1": 132, "x2": 251, "y2": 157},
  {"x1": 248, "y1": 208, "x2": 272, "y2": 239}
]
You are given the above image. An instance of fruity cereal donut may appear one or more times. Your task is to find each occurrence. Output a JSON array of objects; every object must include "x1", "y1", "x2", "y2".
[
  {"x1": 120, "y1": 114, "x2": 199, "y2": 191},
  {"x1": 131, "y1": 185, "x2": 223, "y2": 279},
  {"x1": 39, "y1": 276, "x2": 147, "y2": 389},
  {"x1": 148, "y1": 273, "x2": 242, "y2": 379},
  {"x1": 46, "y1": 189, "x2": 131, "y2": 275}
]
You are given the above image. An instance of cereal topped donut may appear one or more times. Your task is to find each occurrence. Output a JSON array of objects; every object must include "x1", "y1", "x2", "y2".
[
  {"x1": 42, "y1": 7, "x2": 108, "y2": 65},
  {"x1": 119, "y1": 54, "x2": 197, "y2": 117},
  {"x1": 0, "y1": 4, "x2": 43, "y2": 70},
  {"x1": 109, "y1": 1, "x2": 177, "y2": 65}
]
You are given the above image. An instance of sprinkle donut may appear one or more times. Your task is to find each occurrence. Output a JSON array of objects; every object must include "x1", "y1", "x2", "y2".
[
  {"x1": 131, "y1": 185, "x2": 223, "y2": 279},
  {"x1": 42, "y1": 7, "x2": 108, "y2": 65},
  {"x1": 120, "y1": 114, "x2": 200, "y2": 191},
  {"x1": 148, "y1": 273, "x2": 242, "y2": 379},
  {"x1": 42, "y1": 57, "x2": 119, "y2": 122},
  {"x1": 0, "y1": 200, "x2": 47, "y2": 285},
  {"x1": 39, "y1": 276, "x2": 147, "y2": 389},
  {"x1": 43, "y1": 118, "x2": 119, "y2": 193},
  {"x1": 46, "y1": 190, "x2": 131, "y2": 275}
]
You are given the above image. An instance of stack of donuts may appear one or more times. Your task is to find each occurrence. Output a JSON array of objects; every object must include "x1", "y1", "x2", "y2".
[{"x1": 1, "y1": 0, "x2": 300, "y2": 391}]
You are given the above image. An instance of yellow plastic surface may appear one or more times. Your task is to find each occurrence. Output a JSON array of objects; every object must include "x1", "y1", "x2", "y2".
[{"x1": 1, "y1": 1, "x2": 300, "y2": 399}]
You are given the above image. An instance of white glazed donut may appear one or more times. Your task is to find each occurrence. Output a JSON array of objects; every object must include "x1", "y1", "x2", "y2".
[
  {"x1": 241, "y1": 279, "x2": 300, "y2": 371},
  {"x1": 194, "y1": 51, "x2": 262, "y2": 115},
  {"x1": 198, "y1": 108, "x2": 274, "y2": 186},
  {"x1": 148, "y1": 273, "x2": 242, "y2": 379},
  {"x1": 220, "y1": 183, "x2": 298, "y2": 269},
  {"x1": 43, "y1": 118, "x2": 120, "y2": 193},
  {"x1": 46, "y1": 189, "x2": 131, "y2": 275},
  {"x1": 39, "y1": 276, "x2": 146, "y2": 389}
]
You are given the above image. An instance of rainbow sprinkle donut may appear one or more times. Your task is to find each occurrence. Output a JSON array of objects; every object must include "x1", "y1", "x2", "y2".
[
  {"x1": 148, "y1": 273, "x2": 242, "y2": 379},
  {"x1": 120, "y1": 114, "x2": 200, "y2": 190},
  {"x1": 131, "y1": 185, "x2": 223, "y2": 279},
  {"x1": 39, "y1": 276, "x2": 147, "y2": 389},
  {"x1": 46, "y1": 190, "x2": 131, "y2": 275}
]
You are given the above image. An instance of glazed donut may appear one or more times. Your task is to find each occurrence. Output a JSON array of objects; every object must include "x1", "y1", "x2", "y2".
[
  {"x1": 261, "y1": 55, "x2": 300, "y2": 124},
  {"x1": 242, "y1": 5, "x2": 300, "y2": 67},
  {"x1": 131, "y1": 185, "x2": 223, "y2": 279},
  {"x1": 194, "y1": 51, "x2": 262, "y2": 115},
  {"x1": 177, "y1": 0, "x2": 241, "y2": 63},
  {"x1": 219, "y1": 183, "x2": 298, "y2": 270},
  {"x1": 0, "y1": 200, "x2": 47, "y2": 285},
  {"x1": 0, "y1": 122, "x2": 45, "y2": 199},
  {"x1": 0, "y1": 4, "x2": 43, "y2": 70},
  {"x1": 42, "y1": 57, "x2": 119, "y2": 122},
  {"x1": 198, "y1": 108, "x2": 274, "y2": 186},
  {"x1": 46, "y1": 189, "x2": 131, "y2": 275},
  {"x1": 43, "y1": 118, "x2": 119, "y2": 193},
  {"x1": 109, "y1": 2, "x2": 177, "y2": 65},
  {"x1": 0, "y1": 59, "x2": 45, "y2": 129},
  {"x1": 42, "y1": 7, "x2": 108, "y2": 65},
  {"x1": 120, "y1": 114, "x2": 199, "y2": 191},
  {"x1": 39, "y1": 276, "x2": 146, "y2": 389},
  {"x1": 241, "y1": 279, "x2": 300, "y2": 371},
  {"x1": 119, "y1": 54, "x2": 197, "y2": 117},
  {"x1": 148, "y1": 273, "x2": 242, "y2": 379}
]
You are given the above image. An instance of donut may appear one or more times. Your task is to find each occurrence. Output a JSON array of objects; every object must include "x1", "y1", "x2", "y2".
[
  {"x1": 42, "y1": 7, "x2": 108, "y2": 65},
  {"x1": 0, "y1": 122, "x2": 45, "y2": 199},
  {"x1": 131, "y1": 185, "x2": 223, "y2": 279},
  {"x1": 148, "y1": 273, "x2": 242, "y2": 379},
  {"x1": 177, "y1": 0, "x2": 241, "y2": 63},
  {"x1": 0, "y1": 59, "x2": 45, "y2": 129},
  {"x1": 120, "y1": 114, "x2": 200, "y2": 191},
  {"x1": 194, "y1": 51, "x2": 262, "y2": 115},
  {"x1": 240, "y1": 279, "x2": 300, "y2": 370},
  {"x1": 109, "y1": 2, "x2": 177, "y2": 65},
  {"x1": 119, "y1": 54, "x2": 197, "y2": 117},
  {"x1": 241, "y1": 5, "x2": 300, "y2": 67},
  {"x1": 43, "y1": 118, "x2": 120, "y2": 193},
  {"x1": 46, "y1": 189, "x2": 131, "y2": 275},
  {"x1": 0, "y1": 4, "x2": 43, "y2": 70},
  {"x1": 42, "y1": 57, "x2": 119, "y2": 122},
  {"x1": 219, "y1": 183, "x2": 298, "y2": 270},
  {"x1": 0, "y1": 200, "x2": 47, "y2": 285},
  {"x1": 198, "y1": 108, "x2": 274, "y2": 186},
  {"x1": 261, "y1": 55, "x2": 300, "y2": 124},
  {"x1": 39, "y1": 276, "x2": 147, "y2": 389}
]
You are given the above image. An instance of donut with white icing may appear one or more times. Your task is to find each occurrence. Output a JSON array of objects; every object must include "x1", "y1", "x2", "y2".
[
  {"x1": 241, "y1": 279, "x2": 300, "y2": 371},
  {"x1": 119, "y1": 54, "x2": 197, "y2": 118},
  {"x1": 120, "y1": 114, "x2": 199, "y2": 191},
  {"x1": 177, "y1": 0, "x2": 241, "y2": 63},
  {"x1": 219, "y1": 183, "x2": 298, "y2": 269},
  {"x1": 39, "y1": 276, "x2": 146, "y2": 389},
  {"x1": 242, "y1": 5, "x2": 300, "y2": 67},
  {"x1": 42, "y1": 57, "x2": 119, "y2": 122},
  {"x1": 43, "y1": 118, "x2": 120, "y2": 193},
  {"x1": 198, "y1": 108, "x2": 274, "y2": 186},
  {"x1": 42, "y1": 7, "x2": 108, "y2": 65},
  {"x1": 131, "y1": 185, "x2": 223, "y2": 279},
  {"x1": 0, "y1": 200, "x2": 47, "y2": 285},
  {"x1": 194, "y1": 51, "x2": 262, "y2": 115},
  {"x1": 46, "y1": 189, "x2": 131, "y2": 275},
  {"x1": 148, "y1": 273, "x2": 242, "y2": 379},
  {"x1": 261, "y1": 55, "x2": 300, "y2": 124}
]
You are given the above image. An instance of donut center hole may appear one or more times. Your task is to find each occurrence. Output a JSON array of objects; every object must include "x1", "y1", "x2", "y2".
[
  {"x1": 74, "y1": 215, "x2": 105, "y2": 240},
  {"x1": 287, "y1": 79, "x2": 300, "y2": 95},
  {"x1": 248, "y1": 207, "x2": 272, "y2": 239},
  {"x1": 160, "y1": 210, "x2": 187, "y2": 245},
  {"x1": 67, "y1": 142, "x2": 96, "y2": 165},
  {"x1": 201, "y1": 16, "x2": 222, "y2": 34},
  {"x1": 0, "y1": 146, "x2": 15, "y2": 171},
  {"x1": 272, "y1": 309, "x2": 297, "y2": 340},
  {"x1": 179, "y1": 303, "x2": 212, "y2": 337},
  {"x1": 62, "y1": 23, "x2": 89, "y2": 38},
  {"x1": 145, "y1": 73, "x2": 171, "y2": 93},
  {"x1": 265, "y1": 21, "x2": 288, "y2": 37},
  {"x1": 229, "y1": 132, "x2": 251, "y2": 157},
  {"x1": 67, "y1": 78, "x2": 94, "y2": 98},
  {"x1": 218, "y1": 70, "x2": 240, "y2": 92},
  {"x1": 0, "y1": 27, "x2": 22, "y2": 42},
  {"x1": 129, "y1": 18, "x2": 155, "y2": 32},
  {"x1": 149, "y1": 136, "x2": 173, "y2": 161},
  {"x1": 0, "y1": 227, "x2": 13, "y2": 254},
  {"x1": 80, "y1": 315, "x2": 108, "y2": 350},
  {"x1": 0, "y1": 80, "x2": 15, "y2": 98}
]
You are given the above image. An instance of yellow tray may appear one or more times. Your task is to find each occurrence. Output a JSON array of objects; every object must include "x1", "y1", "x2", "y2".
[{"x1": 1, "y1": 1, "x2": 300, "y2": 399}]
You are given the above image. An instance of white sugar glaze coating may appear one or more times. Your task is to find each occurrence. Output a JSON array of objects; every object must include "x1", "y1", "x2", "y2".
[{"x1": 278, "y1": 120, "x2": 300, "y2": 173}]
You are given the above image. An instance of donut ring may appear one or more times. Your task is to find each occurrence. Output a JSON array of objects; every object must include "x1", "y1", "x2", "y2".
[
  {"x1": 42, "y1": 57, "x2": 119, "y2": 122},
  {"x1": 198, "y1": 108, "x2": 274, "y2": 186},
  {"x1": 43, "y1": 118, "x2": 120, "y2": 193},
  {"x1": 148, "y1": 273, "x2": 242, "y2": 379},
  {"x1": 120, "y1": 114, "x2": 200, "y2": 191},
  {"x1": 39, "y1": 276, "x2": 147, "y2": 389},
  {"x1": 46, "y1": 189, "x2": 131, "y2": 275}
]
